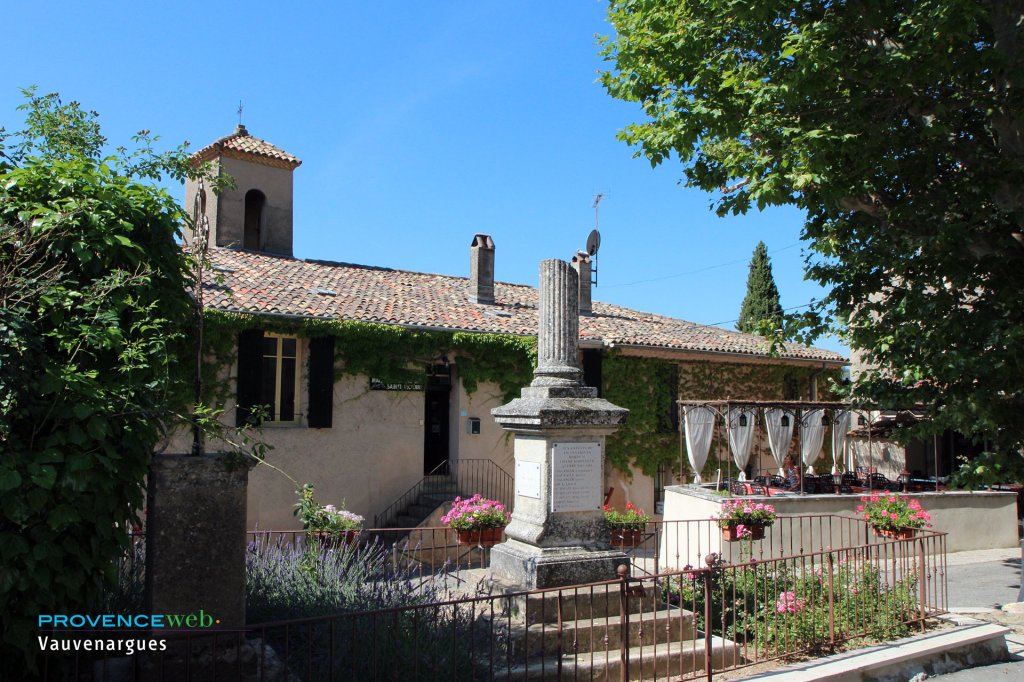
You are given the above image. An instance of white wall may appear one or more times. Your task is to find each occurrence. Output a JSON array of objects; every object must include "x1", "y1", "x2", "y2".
[{"x1": 660, "y1": 485, "x2": 1019, "y2": 568}]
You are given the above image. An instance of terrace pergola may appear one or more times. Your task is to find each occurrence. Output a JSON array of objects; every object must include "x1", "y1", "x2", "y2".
[{"x1": 675, "y1": 399, "x2": 914, "y2": 493}]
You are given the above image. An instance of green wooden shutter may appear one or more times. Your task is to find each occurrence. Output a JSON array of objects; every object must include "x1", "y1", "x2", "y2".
[
  {"x1": 235, "y1": 329, "x2": 264, "y2": 426},
  {"x1": 307, "y1": 336, "x2": 335, "y2": 428}
]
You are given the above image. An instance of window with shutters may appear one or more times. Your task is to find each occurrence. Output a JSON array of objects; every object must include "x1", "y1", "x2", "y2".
[
  {"x1": 261, "y1": 333, "x2": 300, "y2": 423},
  {"x1": 236, "y1": 330, "x2": 333, "y2": 428}
]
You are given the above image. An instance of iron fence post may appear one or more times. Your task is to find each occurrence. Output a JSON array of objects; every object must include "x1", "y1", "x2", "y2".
[
  {"x1": 704, "y1": 553, "x2": 716, "y2": 682},
  {"x1": 826, "y1": 552, "x2": 835, "y2": 648},
  {"x1": 917, "y1": 538, "x2": 927, "y2": 631},
  {"x1": 618, "y1": 564, "x2": 630, "y2": 682}
]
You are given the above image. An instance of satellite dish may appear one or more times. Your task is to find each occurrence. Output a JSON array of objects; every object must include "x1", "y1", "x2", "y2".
[{"x1": 586, "y1": 229, "x2": 601, "y2": 257}]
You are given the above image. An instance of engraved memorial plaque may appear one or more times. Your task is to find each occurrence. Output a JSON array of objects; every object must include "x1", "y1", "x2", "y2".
[
  {"x1": 550, "y1": 442, "x2": 602, "y2": 512},
  {"x1": 516, "y1": 461, "x2": 542, "y2": 499}
]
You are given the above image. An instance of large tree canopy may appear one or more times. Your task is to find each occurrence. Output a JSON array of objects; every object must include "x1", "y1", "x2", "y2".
[
  {"x1": 0, "y1": 91, "x2": 197, "y2": 672},
  {"x1": 600, "y1": 1, "x2": 1024, "y2": 460}
]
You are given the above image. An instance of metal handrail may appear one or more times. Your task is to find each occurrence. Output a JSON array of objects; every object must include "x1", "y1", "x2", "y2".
[
  {"x1": 373, "y1": 458, "x2": 513, "y2": 528},
  {"x1": 373, "y1": 460, "x2": 451, "y2": 528}
]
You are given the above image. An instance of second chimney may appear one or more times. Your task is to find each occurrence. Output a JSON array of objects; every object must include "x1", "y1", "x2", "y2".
[
  {"x1": 571, "y1": 251, "x2": 592, "y2": 315},
  {"x1": 469, "y1": 234, "x2": 495, "y2": 304}
]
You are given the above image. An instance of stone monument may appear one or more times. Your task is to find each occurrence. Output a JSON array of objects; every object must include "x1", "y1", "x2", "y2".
[{"x1": 490, "y1": 259, "x2": 629, "y2": 588}]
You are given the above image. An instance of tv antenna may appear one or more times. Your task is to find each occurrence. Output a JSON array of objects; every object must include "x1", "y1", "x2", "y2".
[
  {"x1": 237, "y1": 101, "x2": 244, "y2": 126},
  {"x1": 585, "y1": 194, "x2": 604, "y2": 286}
]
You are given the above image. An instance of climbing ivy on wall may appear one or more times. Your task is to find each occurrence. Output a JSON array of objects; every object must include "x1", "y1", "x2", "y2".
[
  {"x1": 603, "y1": 355, "x2": 680, "y2": 477},
  {"x1": 204, "y1": 311, "x2": 536, "y2": 404},
  {"x1": 603, "y1": 353, "x2": 843, "y2": 478}
]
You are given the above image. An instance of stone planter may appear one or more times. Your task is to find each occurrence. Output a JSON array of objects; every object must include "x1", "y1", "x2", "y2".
[
  {"x1": 873, "y1": 526, "x2": 917, "y2": 540},
  {"x1": 456, "y1": 527, "x2": 505, "y2": 547},
  {"x1": 609, "y1": 527, "x2": 645, "y2": 548},
  {"x1": 721, "y1": 523, "x2": 766, "y2": 542}
]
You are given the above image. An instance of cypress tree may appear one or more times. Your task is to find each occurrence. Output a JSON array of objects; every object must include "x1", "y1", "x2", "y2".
[{"x1": 736, "y1": 241, "x2": 783, "y2": 335}]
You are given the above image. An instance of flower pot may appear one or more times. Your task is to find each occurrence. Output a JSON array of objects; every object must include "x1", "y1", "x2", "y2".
[
  {"x1": 610, "y1": 527, "x2": 645, "y2": 548},
  {"x1": 873, "y1": 526, "x2": 917, "y2": 540},
  {"x1": 311, "y1": 530, "x2": 359, "y2": 550},
  {"x1": 722, "y1": 523, "x2": 766, "y2": 542},
  {"x1": 456, "y1": 527, "x2": 505, "y2": 547}
]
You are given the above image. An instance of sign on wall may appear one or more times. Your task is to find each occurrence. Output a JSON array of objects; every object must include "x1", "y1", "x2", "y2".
[
  {"x1": 369, "y1": 377, "x2": 423, "y2": 391},
  {"x1": 516, "y1": 461, "x2": 542, "y2": 499},
  {"x1": 550, "y1": 442, "x2": 602, "y2": 513}
]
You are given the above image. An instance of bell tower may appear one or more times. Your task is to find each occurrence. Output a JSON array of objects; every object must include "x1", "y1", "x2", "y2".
[{"x1": 186, "y1": 124, "x2": 302, "y2": 256}]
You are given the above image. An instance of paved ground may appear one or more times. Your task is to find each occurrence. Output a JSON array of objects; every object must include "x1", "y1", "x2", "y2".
[
  {"x1": 946, "y1": 547, "x2": 1022, "y2": 610},
  {"x1": 929, "y1": 546, "x2": 1024, "y2": 680}
]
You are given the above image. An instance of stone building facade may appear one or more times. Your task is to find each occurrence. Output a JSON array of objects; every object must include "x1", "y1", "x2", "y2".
[{"x1": 178, "y1": 127, "x2": 847, "y2": 530}]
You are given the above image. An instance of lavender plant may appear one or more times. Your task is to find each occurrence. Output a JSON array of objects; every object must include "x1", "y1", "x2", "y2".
[{"x1": 246, "y1": 535, "x2": 441, "y2": 623}]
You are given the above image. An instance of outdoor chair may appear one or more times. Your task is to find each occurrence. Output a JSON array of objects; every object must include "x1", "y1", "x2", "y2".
[
  {"x1": 729, "y1": 480, "x2": 748, "y2": 496},
  {"x1": 754, "y1": 476, "x2": 770, "y2": 487},
  {"x1": 838, "y1": 474, "x2": 856, "y2": 494},
  {"x1": 769, "y1": 475, "x2": 787, "y2": 488},
  {"x1": 747, "y1": 484, "x2": 770, "y2": 496},
  {"x1": 868, "y1": 473, "x2": 889, "y2": 489}
]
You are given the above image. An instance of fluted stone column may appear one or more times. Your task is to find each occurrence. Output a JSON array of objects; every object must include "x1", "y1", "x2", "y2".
[
  {"x1": 490, "y1": 259, "x2": 629, "y2": 589},
  {"x1": 532, "y1": 260, "x2": 583, "y2": 387}
]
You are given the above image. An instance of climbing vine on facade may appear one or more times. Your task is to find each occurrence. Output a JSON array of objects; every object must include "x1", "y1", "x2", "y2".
[
  {"x1": 204, "y1": 311, "x2": 536, "y2": 404},
  {"x1": 603, "y1": 353, "x2": 842, "y2": 479}
]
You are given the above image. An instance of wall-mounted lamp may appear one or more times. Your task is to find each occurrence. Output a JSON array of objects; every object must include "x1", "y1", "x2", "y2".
[
  {"x1": 780, "y1": 415, "x2": 790, "y2": 427},
  {"x1": 739, "y1": 414, "x2": 748, "y2": 427},
  {"x1": 467, "y1": 417, "x2": 481, "y2": 435},
  {"x1": 822, "y1": 414, "x2": 830, "y2": 426},
  {"x1": 857, "y1": 415, "x2": 867, "y2": 426}
]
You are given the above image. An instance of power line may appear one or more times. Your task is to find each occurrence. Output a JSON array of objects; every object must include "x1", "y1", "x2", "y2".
[
  {"x1": 601, "y1": 241, "x2": 801, "y2": 288},
  {"x1": 705, "y1": 301, "x2": 815, "y2": 328}
]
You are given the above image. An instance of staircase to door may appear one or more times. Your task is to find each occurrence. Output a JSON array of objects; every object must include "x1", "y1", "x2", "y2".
[{"x1": 374, "y1": 459, "x2": 514, "y2": 530}]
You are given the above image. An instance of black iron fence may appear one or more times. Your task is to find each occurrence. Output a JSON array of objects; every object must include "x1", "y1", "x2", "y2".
[{"x1": 46, "y1": 517, "x2": 947, "y2": 681}]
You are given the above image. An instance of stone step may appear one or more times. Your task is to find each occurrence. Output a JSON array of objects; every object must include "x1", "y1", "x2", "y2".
[
  {"x1": 406, "y1": 503, "x2": 440, "y2": 519},
  {"x1": 520, "y1": 606, "x2": 695, "y2": 656},
  {"x1": 503, "y1": 582, "x2": 663, "y2": 625},
  {"x1": 419, "y1": 491, "x2": 457, "y2": 506},
  {"x1": 421, "y1": 476, "x2": 458, "y2": 491},
  {"x1": 394, "y1": 514, "x2": 422, "y2": 528},
  {"x1": 494, "y1": 635, "x2": 742, "y2": 681}
]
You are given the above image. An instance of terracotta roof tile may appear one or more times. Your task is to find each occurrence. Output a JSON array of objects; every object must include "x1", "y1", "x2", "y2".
[
  {"x1": 192, "y1": 125, "x2": 301, "y2": 169},
  {"x1": 203, "y1": 249, "x2": 846, "y2": 364}
]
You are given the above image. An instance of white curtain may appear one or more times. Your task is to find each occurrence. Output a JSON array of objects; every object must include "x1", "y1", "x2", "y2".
[
  {"x1": 684, "y1": 406, "x2": 716, "y2": 484},
  {"x1": 831, "y1": 410, "x2": 851, "y2": 474},
  {"x1": 800, "y1": 409, "x2": 826, "y2": 474},
  {"x1": 727, "y1": 407, "x2": 757, "y2": 480},
  {"x1": 764, "y1": 408, "x2": 795, "y2": 476}
]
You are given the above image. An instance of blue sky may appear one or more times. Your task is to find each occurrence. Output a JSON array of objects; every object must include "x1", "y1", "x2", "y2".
[{"x1": 3, "y1": 1, "x2": 844, "y2": 354}]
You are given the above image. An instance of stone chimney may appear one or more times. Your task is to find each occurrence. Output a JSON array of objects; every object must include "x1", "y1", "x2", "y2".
[
  {"x1": 571, "y1": 251, "x2": 592, "y2": 315},
  {"x1": 469, "y1": 234, "x2": 495, "y2": 304}
]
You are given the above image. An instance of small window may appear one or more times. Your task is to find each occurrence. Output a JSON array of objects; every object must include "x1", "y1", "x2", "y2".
[
  {"x1": 261, "y1": 334, "x2": 300, "y2": 423},
  {"x1": 243, "y1": 189, "x2": 265, "y2": 251},
  {"x1": 783, "y1": 372, "x2": 799, "y2": 400}
]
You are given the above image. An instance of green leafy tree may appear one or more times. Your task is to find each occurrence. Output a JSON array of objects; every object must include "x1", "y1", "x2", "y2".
[
  {"x1": 600, "y1": 1, "x2": 1024, "y2": 465},
  {"x1": 736, "y1": 241, "x2": 783, "y2": 335},
  {"x1": 0, "y1": 90, "x2": 199, "y2": 673}
]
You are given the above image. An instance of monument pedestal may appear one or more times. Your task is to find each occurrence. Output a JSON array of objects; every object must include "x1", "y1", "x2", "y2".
[{"x1": 490, "y1": 260, "x2": 629, "y2": 589}]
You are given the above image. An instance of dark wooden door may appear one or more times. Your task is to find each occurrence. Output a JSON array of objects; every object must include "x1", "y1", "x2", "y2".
[{"x1": 423, "y1": 365, "x2": 451, "y2": 475}]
